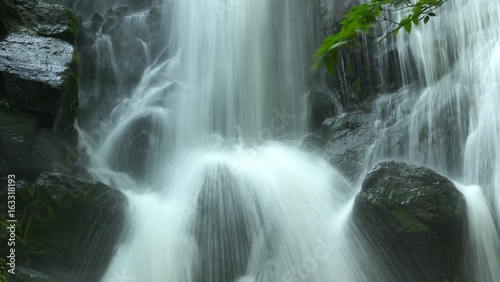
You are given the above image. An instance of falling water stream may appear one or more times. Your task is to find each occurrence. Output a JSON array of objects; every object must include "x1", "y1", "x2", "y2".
[
  {"x1": 76, "y1": 0, "x2": 500, "y2": 281},
  {"x1": 369, "y1": 0, "x2": 500, "y2": 281}
]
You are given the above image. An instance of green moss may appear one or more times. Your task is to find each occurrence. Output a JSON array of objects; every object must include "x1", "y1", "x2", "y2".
[
  {"x1": 364, "y1": 193, "x2": 432, "y2": 233},
  {"x1": 67, "y1": 8, "x2": 78, "y2": 41},
  {"x1": 393, "y1": 209, "x2": 431, "y2": 233}
]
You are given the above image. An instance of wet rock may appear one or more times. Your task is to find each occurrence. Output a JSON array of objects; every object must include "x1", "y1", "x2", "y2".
[
  {"x1": 307, "y1": 90, "x2": 341, "y2": 131},
  {"x1": 0, "y1": 0, "x2": 26, "y2": 33},
  {"x1": 0, "y1": 33, "x2": 78, "y2": 138},
  {"x1": 303, "y1": 111, "x2": 376, "y2": 182},
  {"x1": 352, "y1": 161, "x2": 466, "y2": 282},
  {"x1": 0, "y1": 19, "x2": 7, "y2": 40},
  {"x1": 5, "y1": 0, "x2": 78, "y2": 44},
  {"x1": 16, "y1": 173, "x2": 126, "y2": 282},
  {"x1": 0, "y1": 108, "x2": 82, "y2": 180},
  {"x1": 128, "y1": 0, "x2": 153, "y2": 12},
  {"x1": 90, "y1": 12, "x2": 104, "y2": 32},
  {"x1": 0, "y1": 108, "x2": 38, "y2": 179},
  {"x1": 195, "y1": 165, "x2": 258, "y2": 282}
]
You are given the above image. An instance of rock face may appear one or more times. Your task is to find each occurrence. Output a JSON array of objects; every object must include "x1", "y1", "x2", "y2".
[
  {"x1": 76, "y1": 3, "x2": 169, "y2": 130},
  {"x1": 0, "y1": 0, "x2": 82, "y2": 179},
  {"x1": 195, "y1": 165, "x2": 256, "y2": 282},
  {"x1": 307, "y1": 90, "x2": 342, "y2": 131},
  {"x1": 352, "y1": 161, "x2": 466, "y2": 282},
  {"x1": 0, "y1": 173, "x2": 127, "y2": 282},
  {"x1": 0, "y1": 33, "x2": 78, "y2": 134},
  {"x1": 303, "y1": 111, "x2": 376, "y2": 183}
]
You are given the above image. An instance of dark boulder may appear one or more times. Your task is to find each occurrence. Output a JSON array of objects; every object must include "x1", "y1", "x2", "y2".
[
  {"x1": 0, "y1": 0, "x2": 25, "y2": 34},
  {"x1": 1, "y1": 173, "x2": 127, "y2": 282},
  {"x1": 195, "y1": 165, "x2": 258, "y2": 282},
  {"x1": 307, "y1": 90, "x2": 342, "y2": 131},
  {"x1": 352, "y1": 161, "x2": 466, "y2": 282},
  {"x1": 0, "y1": 108, "x2": 38, "y2": 179},
  {"x1": 90, "y1": 12, "x2": 104, "y2": 32},
  {"x1": 0, "y1": 107, "x2": 82, "y2": 180}
]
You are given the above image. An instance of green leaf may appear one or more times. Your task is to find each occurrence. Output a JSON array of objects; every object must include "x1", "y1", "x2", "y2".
[
  {"x1": 404, "y1": 20, "x2": 412, "y2": 33},
  {"x1": 311, "y1": 0, "x2": 449, "y2": 75},
  {"x1": 412, "y1": 16, "x2": 419, "y2": 26}
]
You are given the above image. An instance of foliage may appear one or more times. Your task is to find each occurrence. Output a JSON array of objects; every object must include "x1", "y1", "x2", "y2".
[{"x1": 312, "y1": 0, "x2": 448, "y2": 75}]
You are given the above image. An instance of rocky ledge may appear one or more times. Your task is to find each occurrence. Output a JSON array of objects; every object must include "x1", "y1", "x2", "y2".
[{"x1": 0, "y1": 0, "x2": 82, "y2": 180}]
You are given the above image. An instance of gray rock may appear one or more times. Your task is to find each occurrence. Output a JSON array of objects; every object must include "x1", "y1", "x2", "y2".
[
  {"x1": 0, "y1": 33, "x2": 78, "y2": 136},
  {"x1": 303, "y1": 111, "x2": 376, "y2": 183},
  {"x1": 352, "y1": 161, "x2": 466, "y2": 282},
  {"x1": 4, "y1": 0, "x2": 78, "y2": 44},
  {"x1": 195, "y1": 165, "x2": 257, "y2": 282}
]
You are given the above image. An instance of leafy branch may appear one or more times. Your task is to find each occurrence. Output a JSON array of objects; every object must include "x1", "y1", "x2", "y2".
[{"x1": 312, "y1": 0, "x2": 448, "y2": 75}]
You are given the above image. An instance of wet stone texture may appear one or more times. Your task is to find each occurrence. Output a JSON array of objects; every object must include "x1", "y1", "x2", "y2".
[{"x1": 352, "y1": 161, "x2": 467, "y2": 282}]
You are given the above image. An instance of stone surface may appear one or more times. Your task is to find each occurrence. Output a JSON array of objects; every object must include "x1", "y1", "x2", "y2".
[
  {"x1": 307, "y1": 90, "x2": 342, "y2": 131},
  {"x1": 0, "y1": 107, "x2": 82, "y2": 180},
  {"x1": 352, "y1": 161, "x2": 466, "y2": 282},
  {"x1": 1, "y1": 173, "x2": 127, "y2": 282},
  {"x1": 302, "y1": 111, "x2": 376, "y2": 183},
  {"x1": 0, "y1": 33, "x2": 78, "y2": 136}
]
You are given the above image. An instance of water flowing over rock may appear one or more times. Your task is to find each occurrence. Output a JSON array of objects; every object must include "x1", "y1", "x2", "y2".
[{"x1": 352, "y1": 161, "x2": 466, "y2": 281}]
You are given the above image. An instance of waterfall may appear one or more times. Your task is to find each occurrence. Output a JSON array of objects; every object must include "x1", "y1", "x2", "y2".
[
  {"x1": 369, "y1": 0, "x2": 500, "y2": 280},
  {"x1": 77, "y1": 1, "x2": 388, "y2": 281},
  {"x1": 76, "y1": 0, "x2": 500, "y2": 280}
]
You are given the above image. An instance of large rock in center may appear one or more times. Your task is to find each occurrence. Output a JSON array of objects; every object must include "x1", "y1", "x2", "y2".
[{"x1": 352, "y1": 161, "x2": 466, "y2": 281}]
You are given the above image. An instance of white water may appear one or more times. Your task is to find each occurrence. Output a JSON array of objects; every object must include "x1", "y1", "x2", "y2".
[
  {"x1": 76, "y1": 0, "x2": 500, "y2": 281},
  {"x1": 78, "y1": 1, "x2": 389, "y2": 281},
  {"x1": 370, "y1": 0, "x2": 500, "y2": 280}
]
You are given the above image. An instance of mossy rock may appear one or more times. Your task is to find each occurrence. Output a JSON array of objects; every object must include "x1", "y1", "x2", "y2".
[
  {"x1": 19, "y1": 173, "x2": 126, "y2": 282},
  {"x1": 352, "y1": 161, "x2": 466, "y2": 281},
  {"x1": 0, "y1": 107, "x2": 82, "y2": 180}
]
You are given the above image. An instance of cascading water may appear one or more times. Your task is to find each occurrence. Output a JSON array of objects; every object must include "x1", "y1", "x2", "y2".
[
  {"x1": 369, "y1": 0, "x2": 500, "y2": 280},
  {"x1": 77, "y1": 1, "x2": 389, "y2": 281},
  {"x1": 76, "y1": 0, "x2": 500, "y2": 280}
]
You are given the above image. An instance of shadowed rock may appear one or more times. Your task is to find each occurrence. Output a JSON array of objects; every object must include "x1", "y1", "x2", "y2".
[{"x1": 352, "y1": 161, "x2": 466, "y2": 282}]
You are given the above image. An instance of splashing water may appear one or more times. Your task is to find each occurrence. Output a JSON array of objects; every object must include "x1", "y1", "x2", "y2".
[
  {"x1": 77, "y1": 0, "x2": 500, "y2": 280},
  {"x1": 369, "y1": 0, "x2": 500, "y2": 280},
  {"x1": 78, "y1": 0, "x2": 389, "y2": 281}
]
